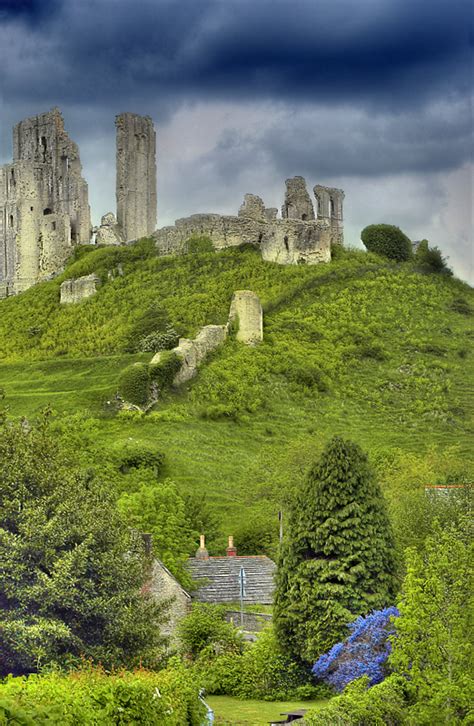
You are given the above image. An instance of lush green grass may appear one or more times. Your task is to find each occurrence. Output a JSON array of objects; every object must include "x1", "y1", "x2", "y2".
[
  {"x1": 207, "y1": 695, "x2": 328, "y2": 725},
  {"x1": 0, "y1": 243, "x2": 472, "y2": 541}
]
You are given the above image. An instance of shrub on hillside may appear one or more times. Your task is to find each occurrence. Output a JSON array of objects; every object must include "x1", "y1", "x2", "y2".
[
  {"x1": 137, "y1": 324, "x2": 179, "y2": 353},
  {"x1": 116, "y1": 442, "x2": 165, "y2": 474},
  {"x1": 150, "y1": 351, "x2": 182, "y2": 391},
  {"x1": 312, "y1": 607, "x2": 399, "y2": 692},
  {"x1": 117, "y1": 362, "x2": 150, "y2": 407},
  {"x1": 450, "y1": 296, "x2": 472, "y2": 315},
  {"x1": 185, "y1": 235, "x2": 214, "y2": 254},
  {"x1": 415, "y1": 239, "x2": 452, "y2": 275},
  {"x1": 361, "y1": 224, "x2": 413, "y2": 262},
  {"x1": 126, "y1": 302, "x2": 175, "y2": 353}
]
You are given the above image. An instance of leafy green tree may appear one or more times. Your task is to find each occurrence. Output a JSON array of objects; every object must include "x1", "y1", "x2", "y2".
[
  {"x1": 361, "y1": 224, "x2": 413, "y2": 261},
  {"x1": 389, "y1": 522, "x2": 473, "y2": 724},
  {"x1": 118, "y1": 474, "x2": 194, "y2": 586},
  {"x1": 274, "y1": 436, "x2": 397, "y2": 664},
  {"x1": 0, "y1": 413, "x2": 167, "y2": 676}
]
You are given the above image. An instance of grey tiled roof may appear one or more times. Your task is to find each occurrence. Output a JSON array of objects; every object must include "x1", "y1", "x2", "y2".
[{"x1": 186, "y1": 556, "x2": 276, "y2": 605}]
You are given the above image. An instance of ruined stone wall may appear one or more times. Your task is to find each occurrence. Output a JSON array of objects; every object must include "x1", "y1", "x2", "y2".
[
  {"x1": 0, "y1": 108, "x2": 90, "y2": 296},
  {"x1": 153, "y1": 176, "x2": 340, "y2": 266},
  {"x1": 116, "y1": 113, "x2": 157, "y2": 242},
  {"x1": 229, "y1": 290, "x2": 263, "y2": 344}
]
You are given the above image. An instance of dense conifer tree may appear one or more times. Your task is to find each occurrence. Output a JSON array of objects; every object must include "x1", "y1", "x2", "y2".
[{"x1": 274, "y1": 436, "x2": 397, "y2": 664}]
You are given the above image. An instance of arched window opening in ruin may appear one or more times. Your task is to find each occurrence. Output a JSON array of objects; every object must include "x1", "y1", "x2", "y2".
[
  {"x1": 329, "y1": 198, "x2": 335, "y2": 218},
  {"x1": 30, "y1": 206, "x2": 34, "y2": 212},
  {"x1": 302, "y1": 214, "x2": 307, "y2": 221},
  {"x1": 258, "y1": 232, "x2": 263, "y2": 244},
  {"x1": 43, "y1": 208, "x2": 52, "y2": 215},
  {"x1": 284, "y1": 235, "x2": 289, "y2": 252},
  {"x1": 52, "y1": 222, "x2": 56, "y2": 231},
  {"x1": 9, "y1": 214, "x2": 14, "y2": 228},
  {"x1": 40, "y1": 136, "x2": 47, "y2": 162}
]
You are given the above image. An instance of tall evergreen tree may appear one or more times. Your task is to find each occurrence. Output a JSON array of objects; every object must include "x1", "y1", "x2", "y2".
[{"x1": 274, "y1": 436, "x2": 397, "y2": 664}]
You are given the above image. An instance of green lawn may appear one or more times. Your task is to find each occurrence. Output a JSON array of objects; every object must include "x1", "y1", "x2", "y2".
[{"x1": 207, "y1": 695, "x2": 328, "y2": 725}]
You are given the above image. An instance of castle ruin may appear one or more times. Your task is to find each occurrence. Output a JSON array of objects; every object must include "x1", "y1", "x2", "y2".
[
  {"x1": 153, "y1": 176, "x2": 344, "y2": 265},
  {"x1": 0, "y1": 107, "x2": 345, "y2": 297},
  {"x1": 116, "y1": 113, "x2": 157, "y2": 242},
  {"x1": 0, "y1": 108, "x2": 91, "y2": 296}
]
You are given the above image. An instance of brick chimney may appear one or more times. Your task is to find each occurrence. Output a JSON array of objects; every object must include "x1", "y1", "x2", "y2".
[
  {"x1": 195, "y1": 533, "x2": 209, "y2": 560},
  {"x1": 226, "y1": 535, "x2": 237, "y2": 557}
]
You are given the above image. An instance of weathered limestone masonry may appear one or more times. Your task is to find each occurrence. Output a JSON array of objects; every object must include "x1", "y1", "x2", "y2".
[
  {"x1": 153, "y1": 176, "x2": 344, "y2": 265},
  {"x1": 229, "y1": 290, "x2": 263, "y2": 345},
  {"x1": 0, "y1": 108, "x2": 91, "y2": 297},
  {"x1": 116, "y1": 113, "x2": 157, "y2": 243},
  {"x1": 59, "y1": 273, "x2": 100, "y2": 304},
  {"x1": 151, "y1": 290, "x2": 263, "y2": 385},
  {"x1": 95, "y1": 212, "x2": 125, "y2": 246}
]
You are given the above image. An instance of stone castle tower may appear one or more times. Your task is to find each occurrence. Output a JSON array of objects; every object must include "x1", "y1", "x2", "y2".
[
  {"x1": 0, "y1": 108, "x2": 90, "y2": 296},
  {"x1": 116, "y1": 113, "x2": 157, "y2": 242}
]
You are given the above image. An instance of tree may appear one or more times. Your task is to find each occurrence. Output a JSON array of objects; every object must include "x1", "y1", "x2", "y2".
[
  {"x1": 118, "y1": 474, "x2": 195, "y2": 587},
  {"x1": 361, "y1": 224, "x2": 413, "y2": 261},
  {"x1": 274, "y1": 437, "x2": 397, "y2": 664},
  {"x1": 0, "y1": 413, "x2": 167, "y2": 676},
  {"x1": 389, "y1": 522, "x2": 473, "y2": 724}
]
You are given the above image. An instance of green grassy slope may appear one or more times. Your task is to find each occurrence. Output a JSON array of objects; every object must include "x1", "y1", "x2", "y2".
[{"x1": 0, "y1": 242, "x2": 472, "y2": 535}]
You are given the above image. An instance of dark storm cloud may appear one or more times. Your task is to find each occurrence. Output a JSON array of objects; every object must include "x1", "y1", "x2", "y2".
[
  {"x1": 1, "y1": 0, "x2": 471, "y2": 110},
  {"x1": 0, "y1": 0, "x2": 58, "y2": 21}
]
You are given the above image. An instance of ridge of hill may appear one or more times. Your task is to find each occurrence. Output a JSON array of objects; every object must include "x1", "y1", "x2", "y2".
[{"x1": 0, "y1": 241, "x2": 472, "y2": 544}]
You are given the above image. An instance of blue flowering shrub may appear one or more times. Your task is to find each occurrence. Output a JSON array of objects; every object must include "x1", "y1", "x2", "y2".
[{"x1": 312, "y1": 607, "x2": 399, "y2": 692}]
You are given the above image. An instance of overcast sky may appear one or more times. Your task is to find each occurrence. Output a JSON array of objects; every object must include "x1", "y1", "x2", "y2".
[{"x1": 0, "y1": 0, "x2": 472, "y2": 281}]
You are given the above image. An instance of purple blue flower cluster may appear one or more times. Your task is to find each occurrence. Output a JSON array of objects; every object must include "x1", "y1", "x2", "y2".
[{"x1": 312, "y1": 607, "x2": 399, "y2": 692}]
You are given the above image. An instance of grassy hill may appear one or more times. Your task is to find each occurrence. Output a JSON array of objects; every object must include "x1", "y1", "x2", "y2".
[{"x1": 0, "y1": 241, "x2": 472, "y2": 546}]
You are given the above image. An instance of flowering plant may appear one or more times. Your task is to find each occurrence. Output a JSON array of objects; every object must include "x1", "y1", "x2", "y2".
[{"x1": 312, "y1": 607, "x2": 399, "y2": 692}]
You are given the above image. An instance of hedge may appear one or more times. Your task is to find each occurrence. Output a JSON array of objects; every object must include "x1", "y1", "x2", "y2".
[{"x1": 0, "y1": 663, "x2": 205, "y2": 725}]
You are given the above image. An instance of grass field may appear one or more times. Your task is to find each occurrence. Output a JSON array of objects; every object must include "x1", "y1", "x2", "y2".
[
  {"x1": 0, "y1": 244, "x2": 472, "y2": 541},
  {"x1": 206, "y1": 695, "x2": 328, "y2": 725}
]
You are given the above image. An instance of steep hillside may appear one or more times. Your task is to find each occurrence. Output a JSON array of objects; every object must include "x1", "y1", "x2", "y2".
[{"x1": 0, "y1": 241, "x2": 472, "y2": 541}]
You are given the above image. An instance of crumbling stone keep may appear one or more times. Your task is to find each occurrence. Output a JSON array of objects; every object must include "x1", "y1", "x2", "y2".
[
  {"x1": 0, "y1": 108, "x2": 91, "y2": 296},
  {"x1": 281, "y1": 176, "x2": 315, "y2": 221},
  {"x1": 116, "y1": 113, "x2": 157, "y2": 243}
]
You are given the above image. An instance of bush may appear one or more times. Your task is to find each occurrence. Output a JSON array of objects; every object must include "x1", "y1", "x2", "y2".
[
  {"x1": 137, "y1": 324, "x2": 179, "y2": 353},
  {"x1": 150, "y1": 351, "x2": 182, "y2": 391},
  {"x1": 116, "y1": 442, "x2": 165, "y2": 474},
  {"x1": 415, "y1": 239, "x2": 452, "y2": 275},
  {"x1": 361, "y1": 224, "x2": 413, "y2": 262},
  {"x1": 304, "y1": 675, "x2": 408, "y2": 725},
  {"x1": 126, "y1": 303, "x2": 174, "y2": 353},
  {"x1": 117, "y1": 362, "x2": 150, "y2": 406},
  {"x1": 0, "y1": 663, "x2": 205, "y2": 725},
  {"x1": 184, "y1": 236, "x2": 214, "y2": 254},
  {"x1": 312, "y1": 607, "x2": 399, "y2": 692},
  {"x1": 179, "y1": 604, "x2": 243, "y2": 660}
]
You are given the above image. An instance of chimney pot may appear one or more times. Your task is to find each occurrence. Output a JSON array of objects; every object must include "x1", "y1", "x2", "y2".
[
  {"x1": 196, "y1": 533, "x2": 209, "y2": 559},
  {"x1": 226, "y1": 535, "x2": 237, "y2": 557}
]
